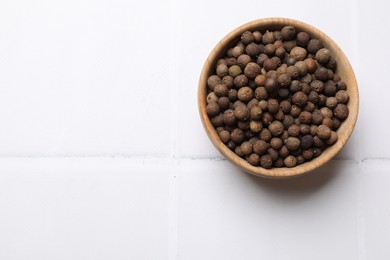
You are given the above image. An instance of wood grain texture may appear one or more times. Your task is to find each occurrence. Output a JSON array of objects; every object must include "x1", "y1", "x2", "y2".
[{"x1": 198, "y1": 18, "x2": 359, "y2": 179}]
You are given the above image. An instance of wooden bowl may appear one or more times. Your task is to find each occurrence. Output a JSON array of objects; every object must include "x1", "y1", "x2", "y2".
[{"x1": 198, "y1": 18, "x2": 359, "y2": 179}]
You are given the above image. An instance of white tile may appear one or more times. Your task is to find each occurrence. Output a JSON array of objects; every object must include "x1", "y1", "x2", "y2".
[
  {"x1": 0, "y1": 158, "x2": 170, "y2": 260},
  {"x1": 0, "y1": 0, "x2": 171, "y2": 156},
  {"x1": 359, "y1": 159, "x2": 390, "y2": 259},
  {"x1": 178, "y1": 159, "x2": 358, "y2": 260},
  {"x1": 357, "y1": 0, "x2": 390, "y2": 159},
  {"x1": 177, "y1": 0, "x2": 358, "y2": 159}
]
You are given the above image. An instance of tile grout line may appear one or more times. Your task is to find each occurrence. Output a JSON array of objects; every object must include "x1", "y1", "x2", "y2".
[
  {"x1": 168, "y1": 0, "x2": 180, "y2": 258},
  {"x1": 349, "y1": 0, "x2": 366, "y2": 259}
]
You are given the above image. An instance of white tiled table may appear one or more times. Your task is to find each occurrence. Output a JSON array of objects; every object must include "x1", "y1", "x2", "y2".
[{"x1": 0, "y1": 1, "x2": 389, "y2": 259}]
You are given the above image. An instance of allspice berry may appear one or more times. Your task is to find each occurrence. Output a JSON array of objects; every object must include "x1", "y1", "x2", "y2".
[
  {"x1": 292, "y1": 91, "x2": 308, "y2": 107},
  {"x1": 267, "y1": 99, "x2": 279, "y2": 114},
  {"x1": 207, "y1": 75, "x2": 222, "y2": 90},
  {"x1": 237, "y1": 54, "x2": 252, "y2": 69},
  {"x1": 234, "y1": 105, "x2": 249, "y2": 121},
  {"x1": 326, "y1": 97, "x2": 338, "y2": 109},
  {"x1": 307, "y1": 39, "x2": 323, "y2": 54},
  {"x1": 264, "y1": 77, "x2": 279, "y2": 93},
  {"x1": 262, "y1": 30, "x2": 275, "y2": 44},
  {"x1": 248, "y1": 153, "x2": 260, "y2": 166},
  {"x1": 217, "y1": 97, "x2": 230, "y2": 111},
  {"x1": 237, "y1": 86, "x2": 254, "y2": 102},
  {"x1": 284, "y1": 155, "x2": 297, "y2": 168},
  {"x1": 277, "y1": 73, "x2": 292, "y2": 88},
  {"x1": 288, "y1": 125, "x2": 300, "y2": 137},
  {"x1": 299, "y1": 111, "x2": 312, "y2": 124},
  {"x1": 268, "y1": 121, "x2": 284, "y2": 136},
  {"x1": 245, "y1": 43, "x2": 261, "y2": 57},
  {"x1": 317, "y1": 125, "x2": 332, "y2": 140},
  {"x1": 253, "y1": 140, "x2": 270, "y2": 155},
  {"x1": 314, "y1": 67, "x2": 329, "y2": 81},
  {"x1": 250, "y1": 106, "x2": 262, "y2": 120},
  {"x1": 228, "y1": 65, "x2": 242, "y2": 77},
  {"x1": 241, "y1": 31, "x2": 255, "y2": 45},
  {"x1": 259, "y1": 155, "x2": 272, "y2": 169},
  {"x1": 280, "y1": 100, "x2": 292, "y2": 113},
  {"x1": 231, "y1": 45, "x2": 244, "y2": 58},
  {"x1": 335, "y1": 90, "x2": 349, "y2": 104},
  {"x1": 241, "y1": 141, "x2": 253, "y2": 155},
  {"x1": 290, "y1": 47, "x2": 307, "y2": 61},
  {"x1": 279, "y1": 146, "x2": 290, "y2": 158},
  {"x1": 281, "y1": 25, "x2": 296, "y2": 40},
  {"x1": 311, "y1": 109, "x2": 323, "y2": 125},
  {"x1": 206, "y1": 102, "x2": 220, "y2": 117},
  {"x1": 233, "y1": 74, "x2": 248, "y2": 87},
  {"x1": 301, "y1": 135, "x2": 314, "y2": 150},
  {"x1": 333, "y1": 104, "x2": 349, "y2": 120},
  {"x1": 315, "y1": 48, "x2": 331, "y2": 64},
  {"x1": 216, "y1": 64, "x2": 228, "y2": 77},
  {"x1": 297, "y1": 32, "x2": 311, "y2": 47},
  {"x1": 260, "y1": 128, "x2": 272, "y2": 142},
  {"x1": 231, "y1": 128, "x2": 245, "y2": 144},
  {"x1": 244, "y1": 62, "x2": 261, "y2": 79},
  {"x1": 250, "y1": 120, "x2": 263, "y2": 133},
  {"x1": 263, "y1": 58, "x2": 278, "y2": 71},
  {"x1": 285, "y1": 137, "x2": 301, "y2": 150},
  {"x1": 270, "y1": 137, "x2": 283, "y2": 150},
  {"x1": 223, "y1": 109, "x2": 237, "y2": 126},
  {"x1": 219, "y1": 130, "x2": 230, "y2": 143},
  {"x1": 326, "y1": 131, "x2": 338, "y2": 145},
  {"x1": 207, "y1": 92, "x2": 218, "y2": 104},
  {"x1": 214, "y1": 84, "x2": 228, "y2": 97}
]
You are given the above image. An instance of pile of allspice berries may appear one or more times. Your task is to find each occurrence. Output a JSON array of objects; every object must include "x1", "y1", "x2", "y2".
[{"x1": 206, "y1": 25, "x2": 349, "y2": 168}]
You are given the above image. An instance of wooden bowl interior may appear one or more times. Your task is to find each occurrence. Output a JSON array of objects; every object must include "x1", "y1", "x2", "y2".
[{"x1": 198, "y1": 18, "x2": 358, "y2": 178}]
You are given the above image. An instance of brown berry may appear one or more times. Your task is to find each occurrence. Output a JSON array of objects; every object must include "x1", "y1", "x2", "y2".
[
  {"x1": 249, "y1": 120, "x2": 263, "y2": 133},
  {"x1": 326, "y1": 97, "x2": 338, "y2": 109},
  {"x1": 301, "y1": 135, "x2": 314, "y2": 150},
  {"x1": 264, "y1": 77, "x2": 279, "y2": 93},
  {"x1": 264, "y1": 44, "x2": 276, "y2": 56},
  {"x1": 241, "y1": 31, "x2": 254, "y2": 45},
  {"x1": 237, "y1": 86, "x2": 254, "y2": 102},
  {"x1": 302, "y1": 149, "x2": 314, "y2": 160},
  {"x1": 279, "y1": 146, "x2": 289, "y2": 158},
  {"x1": 247, "y1": 153, "x2": 260, "y2": 166},
  {"x1": 268, "y1": 121, "x2": 284, "y2": 136},
  {"x1": 234, "y1": 105, "x2": 249, "y2": 121},
  {"x1": 219, "y1": 130, "x2": 231, "y2": 143},
  {"x1": 260, "y1": 154, "x2": 273, "y2": 169},
  {"x1": 324, "y1": 80, "x2": 337, "y2": 96},
  {"x1": 299, "y1": 111, "x2": 312, "y2": 124},
  {"x1": 262, "y1": 31, "x2": 275, "y2": 44},
  {"x1": 311, "y1": 109, "x2": 323, "y2": 125},
  {"x1": 223, "y1": 109, "x2": 237, "y2": 126},
  {"x1": 260, "y1": 128, "x2": 272, "y2": 142},
  {"x1": 286, "y1": 66, "x2": 300, "y2": 79},
  {"x1": 228, "y1": 65, "x2": 242, "y2": 77},
  {"x1": 316, "y1": 48, "x2": 331, "y2": 64},
  {"x1": 245, "y1": 43, "x2": 261, "y2": 57},
  {"x1": 206, "y1": 102, "x2": 220, "y2": 117},
  {"x1": 236, "y1": 54, "x2": 251, "y2": 69},
  {"x1": 250, "y1": 106, "x2": 263, "y2": 120},
  {"x1": 231, "y1": 128, "x2": 245, "y2": 144},
  {"x1": 314, "y1": 67, "x2": 328, "y2": 81},
  {"x1": 263, "y1": 59, "x2": 277, "y2": 71},
  {"x1": 317, "y1": 125, "x2": 332, "y2": 140},
  {"x1": 270, "y1": 137, "x2": 283, "y2": 150},
  {"x1": 288, "y1": 125, "x2": 300, "y2": 137},
  {"x1": 333, "y1": 104, "x2": 349, "y2": 120},
  {"x1": 335, "y1": 90, "x2": 349, "y2": 104},
  {"x1": 284, "y1": 155, "x2": 297, "y2": 168},
  {"x1": 244, "y1": 62, "x2": 261, "y2": 79},
  {"x1": 207, "y1": 75, "x2": 222, "y2": 90},
  {"x1": 211, "y1": 113, "x2": 224, "y2": 127},
  {"x1": 290, "y1": 47, "x2": 307, "y2": 61},
  {"x1": 267, "y1": 99, "x2": 279, "y2": 114},
  {"x1": 292, "y1": 91, "x2": 308, "y2": 107},
  {"x1": 326, "y1": 131, "x2": 338, "y2": 145},
  {"x1": 296, "y1": 32, "x2": 311, "y2": 47},
  {"x1": 307, "y1": 39, "x2": 323, "y2": 54},
  {"x1": 253, "y1": 140, "x2": 270, "y2": 155},
  {"x1": 285, "y1": 137, "x2": 300, "y2": 150}
]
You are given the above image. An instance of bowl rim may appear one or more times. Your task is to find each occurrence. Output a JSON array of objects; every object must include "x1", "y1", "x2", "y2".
[{"x1": 198, "y1": 17, "x2": 359, "y2": 179}]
